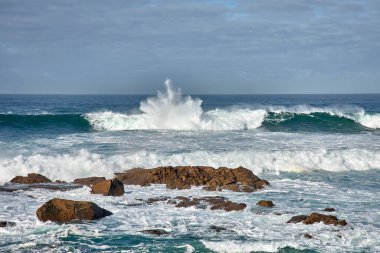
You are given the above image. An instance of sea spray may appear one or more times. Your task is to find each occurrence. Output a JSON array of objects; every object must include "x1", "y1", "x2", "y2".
[{"x1": 84, "y1": 79, "x2": 267, "y2": 131}]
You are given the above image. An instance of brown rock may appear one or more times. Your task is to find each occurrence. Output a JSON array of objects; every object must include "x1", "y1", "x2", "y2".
[
  {"x1": 0, "y1": 221, "x2": 16, "y2": 227},
  {"x1": 287, "y1": 215, "x2": 307, "y2": 223},
  {"x1": 323, "y1": 207, "x2": 336, "y2": 212},
  {"x1": 91, "y1": 178, "x2": 124, "y2": 196},
  {"x1": 210, "y1": 201, "x2": 247, "y2": 212},
  {"x1": 303, "y1": 213, "x2": 339, "y2": 225},
  {"x1": 256, "y1": 200, "x2": 274, "y2": 207},
  {"x1": 36, "y1": 198, "x2": 112, "y2": 222},
  {"x1": 115, "y1": 166, "x2": 268, "y2": 192},
  {"x1": 141, "y1": 229, "x2": 169, "y2": 236},
  {"x1": 10, "y1": 173, "x2": 51, "y2": 184},
  {"x1": 73, "y1": 177, "x2": 106, "y2": 186},
  {"x1": 288, "y1": 213, "x2": 347, "y2": 226}
]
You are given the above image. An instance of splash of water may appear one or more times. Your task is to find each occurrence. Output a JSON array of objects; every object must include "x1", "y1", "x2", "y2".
[{"x1": 84, "y1": 79, "x2": 267, "y2": 130}]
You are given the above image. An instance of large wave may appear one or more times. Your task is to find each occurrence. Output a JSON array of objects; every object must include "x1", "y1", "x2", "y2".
[
  {"x1": 83, "y1": 79, "x2": 380, "y2": 131},
  {"x1": 1, "y1": 148, "x2": 379, "y2": 183}
]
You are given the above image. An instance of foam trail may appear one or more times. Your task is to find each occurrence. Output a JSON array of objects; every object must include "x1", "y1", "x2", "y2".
[
  {"x1": 84, "y1": 79, "x2": 267, "y2": 131},
  {"x1": 1, "y1": 148, "x2": 379, "y2": 183}
]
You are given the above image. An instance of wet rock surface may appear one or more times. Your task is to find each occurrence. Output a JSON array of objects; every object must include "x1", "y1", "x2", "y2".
[
  {"x1": 10, "y1": 173, "x2": 51, "y2": 184},
  {"x1": 73, "y1": 177, "x2": 107, "y2": 186},
  {"x1": 141, "y1": 229, "x2": 169, "y2": 236},
  {"x1": 0, "y1": 182, "x2": 82, "y2": 192},
  {"x1": 36, "y1": 198, "x2": 112, "y2": 222},
  {"x1": 256, "y1": 200, "x2": 274, "y2": 207},
  {"x1": 323, "y1": 207, "x2": 336, "y2": 212},
  {"x1": 0, "y1": 221, "x2": 16, "y2": 227},
  {"x1": 91, "y1": 178, "x2": 124, "y2": 196},
  {"x1": 115, "y1": 166, "x2": 269, "y2": 192},
  {"x1": 287, "y1": 213, "x2": 347, "y2": 226}
]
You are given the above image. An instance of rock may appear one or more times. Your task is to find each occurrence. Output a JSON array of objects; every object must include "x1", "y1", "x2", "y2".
[
  {"x1": 115, "y1": 166, "x2": 269, "y2": 192},
  {"x1": 73, "y1": 177, "x2": 106, "y2": 186},
  {"x1": 304, "y1": 233, "x2": 313, "y2": 239},
  {"x1": 141, "y1": 229, "x2": 169, "y2": 236},
  {"x1": 146, "y1": 196, "x2": 170, "y2": 204},
  {"x1": 323, "y1": 207, "x2": 336, "y2": 212},
  {"x1": 210, "y1": 201, "x2": 247, "y2": 212},
  {"x1": 256, "y1": 200, "x2": 274, "y2": 207},
  {"x1": 210, "y1": 225, "x2": 227, "y2": 232},
  {"x1": 91, "y1": 178, "x2": 124, "y2": 196},
  {"x1": 0, "y1": 221, "x2": 16, "y2": 227},
  {"x1": 0, "y1": 182, "x2": 81, "y2": 192},
  {"x1": 172, "y1": 196, "x2": 246, "y2": 212},
  {"x1": 303, "y1": 213, "x2": 342, "y2": 225},
  {"x1": 10, "y1": 173, "x2": 51, "y2": 184},
  {"x1": 36, "y1": 198, "x2": 112, "y2": 222},
  {"x1": 287, "y1": 215, "x2": 307, "y2": 223},
  {"x1": 288, "y1": 213, "x2": 347, "y2": 226}
]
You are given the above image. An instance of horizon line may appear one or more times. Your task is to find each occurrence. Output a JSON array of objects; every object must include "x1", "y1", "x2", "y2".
[{"x1": 0, "y1": 92, "x2": 380, "y2": 96}]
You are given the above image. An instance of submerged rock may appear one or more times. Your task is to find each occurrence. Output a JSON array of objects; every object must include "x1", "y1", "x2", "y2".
[
  {"x1": 141, "y1": 229, "x2": 169, "y2": 236},
  {"x1": 210, "y1": 225, "x2": 227, "y2": 232},
  {"x1": 73, "y1": 177, "x2": 106, "y2": 186},
  {"x1": 10, "y1": 173, "x2": 51, "y2": 184},
  {"x1": 287, "y1": 213, "x2": 347, "y2": 226},
  {"x1": 256, "y1": 200, "x2": 274, "y2": 207},
  {"x1": 36, "y1": 198, "x2": 112, "y2": 222},
  {"x1": 172, "y1": 196, "x2": 246, "y2": 212},
  {"x1": 287, "y1": 215, "x2": 307, "y2": 223},
  {"x1": 304, "y1": 233, "x2": 313, "y2": 239},
  {"x1": 323, "y1": 207, "x2": 336, "y2": 212},
  {"x1": 0, "y1": 221, "x2": 16, "y2": 227},
  {"x1": 91, "y1": 178, "x2": 124, "y2": 196},
  {"x1": 115, "y1": 166, "x2": 269, "y2": 192}
]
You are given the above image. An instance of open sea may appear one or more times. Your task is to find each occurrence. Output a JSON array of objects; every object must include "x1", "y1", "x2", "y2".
[{"x1": 0, "y1": 83, "x2": 379, "y2": 252}]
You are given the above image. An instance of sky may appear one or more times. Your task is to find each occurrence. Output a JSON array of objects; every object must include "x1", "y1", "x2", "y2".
[{"x1": 0, "y1": 0, "x2": 379, "y2": 94}]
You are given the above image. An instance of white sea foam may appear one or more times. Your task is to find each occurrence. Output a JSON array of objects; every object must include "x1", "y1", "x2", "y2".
[
  {"x1": 201, "y1": 240, "x2": 301, "y2": 253},
  {"x1": 1, "y1": 148, "x2": 379, "y2": 183},
  {"x1": 83, "y1": 80, "x2": 380, "y2": 130}
]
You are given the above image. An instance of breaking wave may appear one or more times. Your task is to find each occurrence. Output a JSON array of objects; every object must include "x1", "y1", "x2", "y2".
[{"x1": 1, "y1": 148, "x2": 379, "y2": 183}]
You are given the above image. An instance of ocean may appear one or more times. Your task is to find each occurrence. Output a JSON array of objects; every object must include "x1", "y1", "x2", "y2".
[{"x1": 0, "y1": 82, "x2": 379, "y2": 252}]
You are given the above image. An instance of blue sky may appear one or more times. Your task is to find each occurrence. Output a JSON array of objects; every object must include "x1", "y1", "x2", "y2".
[{"x1": 0, "y1": 0, "x2": 379, "y2": 94}]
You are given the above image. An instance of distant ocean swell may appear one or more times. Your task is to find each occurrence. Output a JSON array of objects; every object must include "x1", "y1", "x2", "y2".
[
  {"x1": 1, "y1": 108, "x2": 379, "y2": 132},
  {"x1": 1, "y1": 148, "x2": 379, "y2": 183}
]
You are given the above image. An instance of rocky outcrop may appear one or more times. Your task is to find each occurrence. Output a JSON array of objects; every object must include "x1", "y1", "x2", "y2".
[
  {"x1": 171, "y1": 196, "x2": 246, "y2": 212},
  {"x1": 256, "y1": 200, "x2": 274, "y2": 207},
  {"x1": 115, "y1": 166, "x2": 269, "y2": 192},
  {"x1": 141, "y1": 229, "x2": 169, "y2": 236},
  {"x1": 10, "y1": 173, "x2": 51, "y2": 184},
  {"x1": 287, "y1": 213, "x2": 347, "y2": 226},
  {"x1": 36, "y1": 198, "x2": 112, "y2": 222},
  {"x1": 0, "y1": 221, "x2": 15, "y2": 227},
  {"x1": 91, "y1": 178, "x2": 124, "y2": 196},
  {"x1": 73, "y1": 177, "x2": 106, "y2": 186}
]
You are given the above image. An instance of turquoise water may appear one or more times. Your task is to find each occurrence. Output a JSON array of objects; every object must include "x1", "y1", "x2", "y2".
[{"x1": 0, "y1": 87, "x2": 379, "y2": 252}]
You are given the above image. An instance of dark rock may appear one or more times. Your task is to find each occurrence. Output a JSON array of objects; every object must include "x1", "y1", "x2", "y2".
[
  {"x1": 36, "y1": 198, "x2": 112, "y2": 222},
  {"x1": 91, "y1": 178, "x2": 124, "y2": 196},
  {"x1": 73, "y1": 177, "x2": 106, "y2": 186},
  {"x1": 210, "y1": 201, "x2": 247, "y2": 212},
  {"x1": 0, "y1": 221, "x2": 16, "y2": 227},
  {"x1": 172, "y1": 196, "x2": 246, "y2": 212},
  {"x1": 146, "y1": 196, "x2": 170, "y2": 204},
  {"x1": 141, "y1": 229, "x2": 169, "y2": 236},
  {"x1": 287, "y1": 215, "x2": 307, "y2": 223},
  {"x1": 288, "y1": 213, "x2": 347, "y2": 226},
  {"x1": 115, "y1": 166, "x2": 269, "y2": 192},
  {"x1": 323, "y1": 207, "x2": 336, "y2": 212},
  {"x1": 0, "y1": 182, "x2": 81, "y2": 192},
  {"x1": 10, "y1": 173, "x2": 51, "y2": 184},
  {"x1": 210, "y1": 225, "x2": 227, "y2": 232},
  {"x1": 304, "y1": 233, "x2": 313, "y2": 239},
  {"x1": 256, "y1": 200, "x2": 274, "y2": 207}
]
